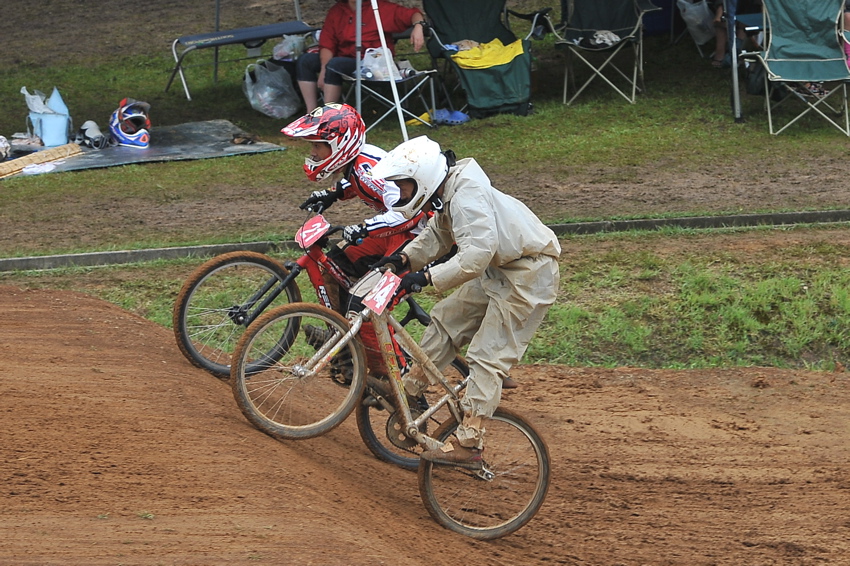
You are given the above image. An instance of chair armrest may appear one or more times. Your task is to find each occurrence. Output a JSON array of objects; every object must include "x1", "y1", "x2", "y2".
[
  {"x1": 506, "y1": 7, "x2": 553, "y2": 22},
  {"x1": 635, "y1": 0, "x2": 662, "y2": 15}
]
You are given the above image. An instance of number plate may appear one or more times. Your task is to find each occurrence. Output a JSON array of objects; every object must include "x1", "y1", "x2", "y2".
[
  {"x1": 296, "y1": 215, "x2": 331, "y2": 249},
  {"x1": 362, "y1": 271, "x2": 401, "y2": 315}
]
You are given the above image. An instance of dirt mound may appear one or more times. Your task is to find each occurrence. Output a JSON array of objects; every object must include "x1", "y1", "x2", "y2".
[{"x1": 3, "y1": 286, "x2": 850, "y2": 564}]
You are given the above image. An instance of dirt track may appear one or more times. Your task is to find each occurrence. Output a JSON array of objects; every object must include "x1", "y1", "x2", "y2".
[{"x1": 3, "y1": 285, "x2": 850, "y2": 565}]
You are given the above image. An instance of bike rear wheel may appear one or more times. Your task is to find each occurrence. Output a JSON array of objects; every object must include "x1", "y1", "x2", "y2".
[
  {"x1": 418, "y1": 407, "x2": 550, "y2": 540},
  {"x1": 173, "y1": 251, "x2": 301, "y2": 379},
  {"x1": 231, "y1": 303, "x2": 367, "y2": 440},
  {"x1": 355, "y1": 357, "x2": 469, "y2": 471}
]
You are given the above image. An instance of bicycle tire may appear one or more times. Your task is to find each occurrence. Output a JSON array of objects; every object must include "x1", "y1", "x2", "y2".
[
  {"x1": 418, "y1": 407, "x2": 551, "y2": 540},
  {"x1": 230, "y1": 303, "x2": 367, "y2": 440},
  {"x1": 354, "y1": 357, "x2": 469, "y2": 471},
  {"x1": 173, "y1": 251, "x2": 302, "y2": 379}
]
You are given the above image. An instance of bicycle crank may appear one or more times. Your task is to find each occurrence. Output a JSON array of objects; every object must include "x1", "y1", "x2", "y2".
[{"x1": 386, "y1": 409, "x2": 425, "y2": 450}]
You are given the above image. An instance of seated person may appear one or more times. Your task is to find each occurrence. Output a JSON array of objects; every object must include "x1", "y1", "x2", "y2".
[
  {"x1": 296, "y1": 0, "x2": 426, "y2": 112},
  {"x1": 711, "y1": 0, "x2": 762, "y2": 68}
]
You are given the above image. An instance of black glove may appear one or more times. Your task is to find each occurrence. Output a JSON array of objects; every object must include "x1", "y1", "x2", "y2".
[
  {"x1": 300, "y1": 189, "x2": 340, "y2": 213},
  {"x1": 399, "y1": 270, "x2": 430, "y2": 295},
  {"x1": 370, "y1": 253, "x2": 408, "y2": 273},
  {"x1": 342, "y1": 223, "x2": 369, "y2": 245}
]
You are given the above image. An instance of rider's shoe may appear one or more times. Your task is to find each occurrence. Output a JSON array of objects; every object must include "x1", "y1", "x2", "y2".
[
  {"x1": 368, "y1": 375, "x2": 428, "y2": 411},
  {"x1": 420, "y1": 442, "x2": 484, "y2": 470},
  {"x1": 503, "y1": 376, "x2": 519, "y2": 389},
  {"x1": 303, "y1": 325, "x2": 353, "y2": 385},
  {"x1": 303, "y1": 324, "x2": 331, "y2": 349}
]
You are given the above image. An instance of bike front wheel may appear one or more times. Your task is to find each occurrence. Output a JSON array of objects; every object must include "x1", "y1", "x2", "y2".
[
  {"x1": 230, "y1": 303, "x2": 367, "y2": 440},
  {"x1": 418, "y1": 407, "x2": 551, "y2": 540},
  {"x1": 172, "y1": 251, "x2": 302, "y2": 379}
]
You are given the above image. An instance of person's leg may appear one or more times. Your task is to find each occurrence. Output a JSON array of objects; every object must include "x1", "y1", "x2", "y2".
[
  {"x1": 322, "y1": 57, "x2": 356, "y2": 103},
  {"x1": 296, "y1": 52, "x2": 321, "y2": 111},
  {"x1": 713, "y1": 5, "x2": 727, "y2": 66},
  {"x1": 421, "y1": 257, "x2": 558, "y2": 467}
]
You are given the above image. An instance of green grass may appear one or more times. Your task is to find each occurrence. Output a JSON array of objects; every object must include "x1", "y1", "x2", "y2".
[
  {"x1": 5, "y1": 224, "x2": 850, "y2": 371},
  {"x1": 4, "y1": 18, "x2": 850, "y2": 372}
]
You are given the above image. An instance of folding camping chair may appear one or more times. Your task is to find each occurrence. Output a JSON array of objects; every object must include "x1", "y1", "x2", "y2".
[
  {"x1": 746, "y1": 0, "x2": 850, "y2": 135},
  {"x1": 422, "y1": 0, "x2": 560, "y2": 118},
  {"x1": 341, "y1": 69, "x2": 439, "y2": 132},
  {"x1": 556, "y1": 0, "x2": 660, "y2": 105}
]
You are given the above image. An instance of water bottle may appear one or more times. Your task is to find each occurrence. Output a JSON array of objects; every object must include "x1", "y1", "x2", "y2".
[{"x1": 361, "y1": 68, "x2": 374, "y2": 80}]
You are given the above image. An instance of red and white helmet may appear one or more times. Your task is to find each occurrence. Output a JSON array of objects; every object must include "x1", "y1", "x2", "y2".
[{"x1": 281, "y1": 103, "x2": 365, "y2": 182}]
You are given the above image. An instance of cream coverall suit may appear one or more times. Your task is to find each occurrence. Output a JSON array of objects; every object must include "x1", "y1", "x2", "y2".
[{"x1": 403, "y1": 158, "x2": 561, "y2": 448}]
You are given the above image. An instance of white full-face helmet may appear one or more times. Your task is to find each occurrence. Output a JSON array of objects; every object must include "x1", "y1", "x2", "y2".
[{"x1": 369, "y1": 136, "x2": 451, "y2": 219}]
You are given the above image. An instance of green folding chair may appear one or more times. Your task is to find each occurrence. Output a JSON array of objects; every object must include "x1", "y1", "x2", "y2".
[
  {"x1": 749, "y1": 0, "x2": 850, "y2": 135},
  {"x1": 555, "y1": 0, "x2": 660, "y2": 105},
  {"x1": 423, "y1": 0, "x2": 559, "y2": 118}
]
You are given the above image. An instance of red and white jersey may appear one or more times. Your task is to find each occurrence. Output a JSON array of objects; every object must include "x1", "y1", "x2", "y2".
[{"x1": 336, "y1": 144, "x2": 427, "y2": 237}]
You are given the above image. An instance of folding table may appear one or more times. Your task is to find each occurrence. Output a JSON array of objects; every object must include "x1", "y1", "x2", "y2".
[{"x1": 165, "y1": 20, "x2": 317, "y2": 101}]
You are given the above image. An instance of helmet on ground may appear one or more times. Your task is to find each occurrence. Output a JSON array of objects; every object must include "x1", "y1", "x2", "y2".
[
  {"x1": 109, "y1": 98, "x2": 151, "y2": 148},
  {"x1": 369, "y1": 136, "x2": 450, "y2": 220},
  {"x1": 281, "y1": 103, "x2": 365, "y2": 182}
]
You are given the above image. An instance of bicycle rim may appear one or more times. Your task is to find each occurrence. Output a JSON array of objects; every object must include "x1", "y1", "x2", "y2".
[
  {"x1": 173, "y1": 252, "x2": 300, "y2": 378},
  {"x1": 355, "y1": 357, "x2": 468, "y2": 471},
  {"x1": 231, "y1": 303, "x2": 366, "y2": 440},
  {"x1": 417, "y1": 407, "x2": 550, "y2": 540}
]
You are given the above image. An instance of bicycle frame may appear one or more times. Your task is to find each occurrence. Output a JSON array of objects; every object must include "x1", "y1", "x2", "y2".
[
  {"x1": 229, "y1": 215, "x2": 429, "y2": 331},
  {"x1": 302, "y1": 270, "x2": 475, "y2": 458},
  {"x1": 226, "y1": 222, "x2": 354, "y2": 330}
]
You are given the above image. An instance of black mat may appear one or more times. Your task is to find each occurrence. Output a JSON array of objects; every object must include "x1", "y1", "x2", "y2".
[{"x1": 9, "y1": 119, "x2": 285, "y2": 177}]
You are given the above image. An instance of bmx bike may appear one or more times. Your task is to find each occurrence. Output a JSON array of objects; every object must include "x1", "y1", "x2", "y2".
[
  {"x1": 229, "y1": 268, "x2": 551, "y2": 540},
  {"x1": 173, "y1": 214, "x2": 466, "y2": 471}
]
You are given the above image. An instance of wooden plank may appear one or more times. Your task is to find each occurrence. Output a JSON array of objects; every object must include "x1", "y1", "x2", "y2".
[{"x1": 0, "y1": 143, "x2": 83, "y2": 179}]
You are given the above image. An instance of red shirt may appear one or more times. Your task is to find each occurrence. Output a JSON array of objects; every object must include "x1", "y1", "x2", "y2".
[{"x1": 319, "y1": 0, "x2": 420, "y2": 58}]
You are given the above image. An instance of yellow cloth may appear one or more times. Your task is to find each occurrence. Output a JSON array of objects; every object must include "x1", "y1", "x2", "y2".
[{"x1": 450, "y1": 38, "x2": 525, "y2": 69}]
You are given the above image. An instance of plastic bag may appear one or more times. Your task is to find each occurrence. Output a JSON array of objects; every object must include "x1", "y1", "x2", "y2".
[
  {"x1": 273, "y1": 34, "x2": 306, "y2": 61},
  {"x1": 243, "y1": 60, "x2": 301, "y2": 119},
  {"x1": 677, "y1": 0, "x2": 715, "y2": 46},
  {"x1": 362, "y1": 48, "x2": 401, "y2": 81}
]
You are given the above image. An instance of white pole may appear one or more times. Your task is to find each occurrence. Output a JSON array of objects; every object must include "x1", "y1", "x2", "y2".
[
  {"x1": 356, "y1": 0, "x2": 362, "y2": 112},
  {"x1": 368, "y1": 0, "x2": 409, "y2": 140},
  {"x1": 726, "y1": 0, "x2": 743, "y2": 122}
]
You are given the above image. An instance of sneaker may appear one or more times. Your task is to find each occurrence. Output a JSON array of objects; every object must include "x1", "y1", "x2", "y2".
[
  {"x1": 503, "y1": 376, "x2": 519, "y2": 389},
  {"x1": 303, "y1": 324, "x2": 331, "y2": 349},
  {"x1": 420, "y1": 442, "x2": 484, "y2": 470},
  {"x1": 368, "y1": 375, "x2": 428, "y2": 411},
  {"x1": 303, "y1": 325, "x2": 353, "y2": 385}
]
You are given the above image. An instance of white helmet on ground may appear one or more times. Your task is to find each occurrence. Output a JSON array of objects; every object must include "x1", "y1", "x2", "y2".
[{"x1": 369, "y1": 136, "x2": 451, "y2": 219}]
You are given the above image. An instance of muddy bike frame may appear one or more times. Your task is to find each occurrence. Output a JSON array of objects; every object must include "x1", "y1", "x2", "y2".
[{"x1": 231, "y1": 268, "x2": 551, "y2": 539}]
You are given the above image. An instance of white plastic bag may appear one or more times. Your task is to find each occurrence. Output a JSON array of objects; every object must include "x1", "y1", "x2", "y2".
[
  {"x1": 273, "y1": 34, "x2": 306, "y2": 60},
  {"x1": 362, "y1": 48, "x2": 401, "y2": 81},
  {"x1": 677, "y1": 0, "x2": 716, "y2": 46},
  {"x1": 242, "y1": 60, "x2": 301, "y2": 119}
]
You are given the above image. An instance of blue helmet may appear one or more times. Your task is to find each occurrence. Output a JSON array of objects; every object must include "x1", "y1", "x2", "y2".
[{"x1": 109, "y1": 98, "x2": 151, "y2": 148}]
